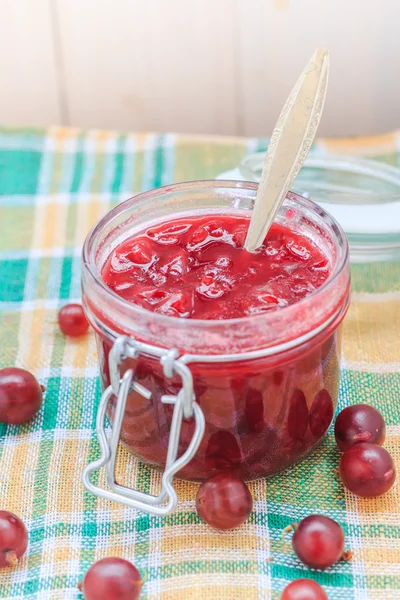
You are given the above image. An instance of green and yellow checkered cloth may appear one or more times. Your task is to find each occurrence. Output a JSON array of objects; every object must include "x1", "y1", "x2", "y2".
[{"x1": 0, "y1": 125, "x2": 399, "y2": 599}]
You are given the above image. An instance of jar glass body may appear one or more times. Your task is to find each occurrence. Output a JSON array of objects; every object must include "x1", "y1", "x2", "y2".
[{"x1": 82, "y1": 181, "x2": 350, "y2": 481}]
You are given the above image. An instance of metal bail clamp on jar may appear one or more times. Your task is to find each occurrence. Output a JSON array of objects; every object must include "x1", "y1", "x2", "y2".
[{"x1": 82, "y1": 335, "x2": 205, "y2": 516}]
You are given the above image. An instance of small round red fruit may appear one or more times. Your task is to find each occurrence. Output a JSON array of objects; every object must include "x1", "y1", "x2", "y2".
[
  {"x1": 196, "y1": 473, "x2": 253, "y2": 530},
  {"x1": 292, "y1": 515, "x2": 344, "y2": 569},
  {"x1": 0, "y1": 510, "x2": 28, "y2": 567},
  {"x1": 78, "y1": 557, "x2": 143, "y2": 600},
  {"x1": 334, "y1": 404, "x2": 386, "y2": 452},
  {"x1": 339, "y1": 442, "x2": 396, "y2": 497},
  {"x1": 0, "y1": 368, "x2": 43, "y2": 424},
  {"x1": 58, "y1": 303, "x2": 89, "y2": 337},
  {"x1": 281, "y1": 579, "x2": 328, "y2": 600}
]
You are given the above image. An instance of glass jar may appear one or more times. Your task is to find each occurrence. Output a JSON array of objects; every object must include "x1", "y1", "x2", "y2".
[
  {"x1": 82, "y1": 181, "x2": 350, "y2": 501},
  {"x1": 238, "y1": 152, "x2": 400, "y2": 263}
]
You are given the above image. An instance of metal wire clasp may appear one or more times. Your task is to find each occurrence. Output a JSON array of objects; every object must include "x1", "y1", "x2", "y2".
[{"x1": 82, "y1": 336, "x2": 205, "y2": 516}]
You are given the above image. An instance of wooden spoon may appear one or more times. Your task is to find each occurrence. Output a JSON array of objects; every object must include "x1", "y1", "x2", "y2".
[{"x1": 244, "y1": 48, "x2": 330, "y2": 252}]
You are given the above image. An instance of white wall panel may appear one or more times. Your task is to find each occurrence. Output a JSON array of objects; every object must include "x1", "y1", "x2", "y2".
[
  {"x1": 236, "y1": 0, "x2": 400, "y2": 137},
  {"x1": 0, "y1": 0, "x2": 62, "y2": 126},
  {"x1": 56, "y1": 0, "x2": 238, "y2": 135},
  {"x1": 1, "y1": 1, "x2": 400, "y2": 136}
]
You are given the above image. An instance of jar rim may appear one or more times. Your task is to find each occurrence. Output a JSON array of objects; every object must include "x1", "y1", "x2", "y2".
[{"x1": 82, "y1": 180, "x2": 350, "y2": 353}]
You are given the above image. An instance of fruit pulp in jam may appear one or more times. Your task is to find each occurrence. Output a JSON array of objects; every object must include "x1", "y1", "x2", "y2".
[
  {"x1": 102, "y1": 215, "x2": 330, "y2": 320},
  {"x1": 100, "y1": 213, "x2": 340, "y2": 481}
]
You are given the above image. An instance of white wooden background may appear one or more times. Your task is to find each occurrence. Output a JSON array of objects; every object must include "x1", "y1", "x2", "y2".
[{"x1": 1, "y1": 0, "x2": 400, "y2": 137}]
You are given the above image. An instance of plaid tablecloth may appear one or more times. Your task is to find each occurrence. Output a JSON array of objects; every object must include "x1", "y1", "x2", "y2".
[{"x1": 0, "y1": 125, "x2": 399, "y2": 599}]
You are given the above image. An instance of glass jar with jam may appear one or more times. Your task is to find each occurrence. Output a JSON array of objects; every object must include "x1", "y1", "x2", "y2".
[{"x1": 82, "y1": 181, "x2": 350, "y2": 515}]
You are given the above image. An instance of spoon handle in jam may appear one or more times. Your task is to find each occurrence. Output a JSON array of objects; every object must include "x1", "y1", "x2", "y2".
[{"x1": 244, "y1": 48, "x2": 330, "y2": 252}]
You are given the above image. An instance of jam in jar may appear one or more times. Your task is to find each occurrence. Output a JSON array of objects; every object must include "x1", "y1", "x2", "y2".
[{"x1": 82, "y1": 181, "x2": 350, "y2": 481}]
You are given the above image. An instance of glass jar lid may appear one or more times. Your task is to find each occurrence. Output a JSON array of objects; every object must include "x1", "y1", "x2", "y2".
[{"x1": 236, "y1": 152, "x2": 400, "y2": 263}]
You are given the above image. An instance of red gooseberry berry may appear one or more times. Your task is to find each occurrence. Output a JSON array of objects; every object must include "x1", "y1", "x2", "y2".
[
  {"x1": 339, "y1": 442, "x2": 396, "y2": 497},
  {"x1": 78, "y1": 557, "x2": 143, "y2": 600},
  {"x1": 334, "y1": 404, "x2": 386, "y2": 452},
  {"x1": 280, "y1": 579, "x2": 328, "y2": 600},
  {"x1": 0, "y1": 367, "x2": 43, "y2": 424},
  {"x1": 0, "y1": 510, "x2": 28, "y2": 567},
  {"x1": 58, "y1": 303, "x2": 89, "y2": 337},
  {"x1": 196, "y1": 473, "x2": 253, "y2": 530},
  {"x1": 292, "y1": 515, "x2": 345, "y2": 569}
]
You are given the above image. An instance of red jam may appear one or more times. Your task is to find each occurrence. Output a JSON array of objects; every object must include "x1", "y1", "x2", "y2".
[
  {"x1": 97, "y1": 213, "x2": 341, "y2": 481},
  {"x1": 102, "y1": 215, "x2": 330, "y2": 320}
]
